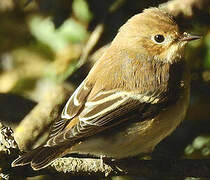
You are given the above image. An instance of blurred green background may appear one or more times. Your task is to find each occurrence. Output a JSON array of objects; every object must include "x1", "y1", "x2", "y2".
[{"x1": 0, "y1": 0, "x2": 210, "y2": 180}]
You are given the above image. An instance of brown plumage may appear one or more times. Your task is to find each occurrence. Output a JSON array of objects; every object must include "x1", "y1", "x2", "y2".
[{"x1": 12, "y1": 7, "x2": 200, "y2": 170}]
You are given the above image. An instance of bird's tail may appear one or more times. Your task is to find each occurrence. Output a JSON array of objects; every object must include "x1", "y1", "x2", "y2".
[{"x1": 12, "y1": 146, "x2": 62, "y2": 171}]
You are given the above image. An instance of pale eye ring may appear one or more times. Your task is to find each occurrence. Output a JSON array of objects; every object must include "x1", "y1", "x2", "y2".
[{"x1": 153, "y1": 34, "x2": 165, "y2": 44}]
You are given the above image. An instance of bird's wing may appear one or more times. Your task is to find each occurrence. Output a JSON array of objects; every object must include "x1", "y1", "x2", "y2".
[
  {"x1": 46, "y1": 88, "x2": 161, "y2": 146},
  {"x1": 48, "y1": 80, "x2": 92, "y2": 138}
]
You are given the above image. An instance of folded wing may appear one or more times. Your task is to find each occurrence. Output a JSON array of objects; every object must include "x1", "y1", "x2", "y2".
[{"x1": 46, "y1": 90, "x2": 155, "y2": 146}]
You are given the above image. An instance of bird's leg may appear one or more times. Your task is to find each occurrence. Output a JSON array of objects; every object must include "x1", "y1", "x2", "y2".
[{"x1": 99, "y1": 155, "x2": 116, "y2": 168}]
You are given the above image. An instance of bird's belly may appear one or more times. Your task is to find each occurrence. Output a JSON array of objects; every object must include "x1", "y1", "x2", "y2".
[{"x1": 69, "y1": 88, "x2": 189, "y2": 159}]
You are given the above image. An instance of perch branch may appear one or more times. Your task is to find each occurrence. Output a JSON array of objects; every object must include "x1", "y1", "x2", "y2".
[{"x1": 1, "y1": 123, "x2": 210, "y2": 179}]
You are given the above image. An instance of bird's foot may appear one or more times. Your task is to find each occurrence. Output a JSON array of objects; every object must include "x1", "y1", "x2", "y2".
[{"x1": 99, "y1": 155, "x2": 116, "y2": 168}]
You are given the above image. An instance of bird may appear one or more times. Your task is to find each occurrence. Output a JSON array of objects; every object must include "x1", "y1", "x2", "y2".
[{"x1": 12, "y1": 7, "x2": 200, "y2": 171}]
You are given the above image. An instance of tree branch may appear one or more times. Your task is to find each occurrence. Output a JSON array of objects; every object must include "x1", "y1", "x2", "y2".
[
  {"x1": 1, "y1": 122, "x2": 210, "y2": 179},
  {"x1": 13, "y1": 85, "x2": 71, "y2": 151},
  {"x1": 160, "y1": 0, "x2": 209, "y2": 17}
]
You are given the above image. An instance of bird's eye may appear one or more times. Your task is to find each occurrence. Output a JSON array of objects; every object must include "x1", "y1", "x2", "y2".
[{"x1": 154, "y1": 34, "x2": 165, "y2": 43}]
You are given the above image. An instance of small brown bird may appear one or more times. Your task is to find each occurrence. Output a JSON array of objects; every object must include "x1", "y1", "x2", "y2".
[{"x1": 12, "y1": 7, "x2": 200, "y2": 170}]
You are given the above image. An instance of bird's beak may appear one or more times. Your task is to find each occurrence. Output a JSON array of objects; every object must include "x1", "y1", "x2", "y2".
[{"x1": 180, "y1": 32, "x2": 201, "y2": 41}]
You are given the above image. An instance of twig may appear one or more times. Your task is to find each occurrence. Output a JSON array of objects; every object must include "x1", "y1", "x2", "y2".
[
  {"x1": 160, "y1": 0, "x2": 209, "y2": 17},
  {"x1": 14, "y1": 85, "x2": 71, "y2": 151},
  {"x1": 1, "y1": 123, "x2": 210, "y2": 178}
]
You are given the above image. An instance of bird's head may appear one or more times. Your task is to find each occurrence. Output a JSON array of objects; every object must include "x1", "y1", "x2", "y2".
[{"x1": 112, "y1": 7, "x2": 200, "y2": 63}]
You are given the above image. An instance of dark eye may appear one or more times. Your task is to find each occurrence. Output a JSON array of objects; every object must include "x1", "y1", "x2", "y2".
[{"x1": 154, "y1": 34, "x2": 165, "y2": 43}]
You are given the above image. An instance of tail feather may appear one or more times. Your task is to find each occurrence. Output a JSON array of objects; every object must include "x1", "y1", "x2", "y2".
[
  {"x1": 12, "y1": 146, "x2": 61, "y2": 171},
  {"x1": 31, "y1": 146, "x2": 60, "y2": 170},
  {"x1": 12, "y1": 147, "x2": 43, "y2": 167}
]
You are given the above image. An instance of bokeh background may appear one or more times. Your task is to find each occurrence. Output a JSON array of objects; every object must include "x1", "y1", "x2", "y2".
[{"x1": 0, "y1": 0, "x2": 210, "y2": 180}]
